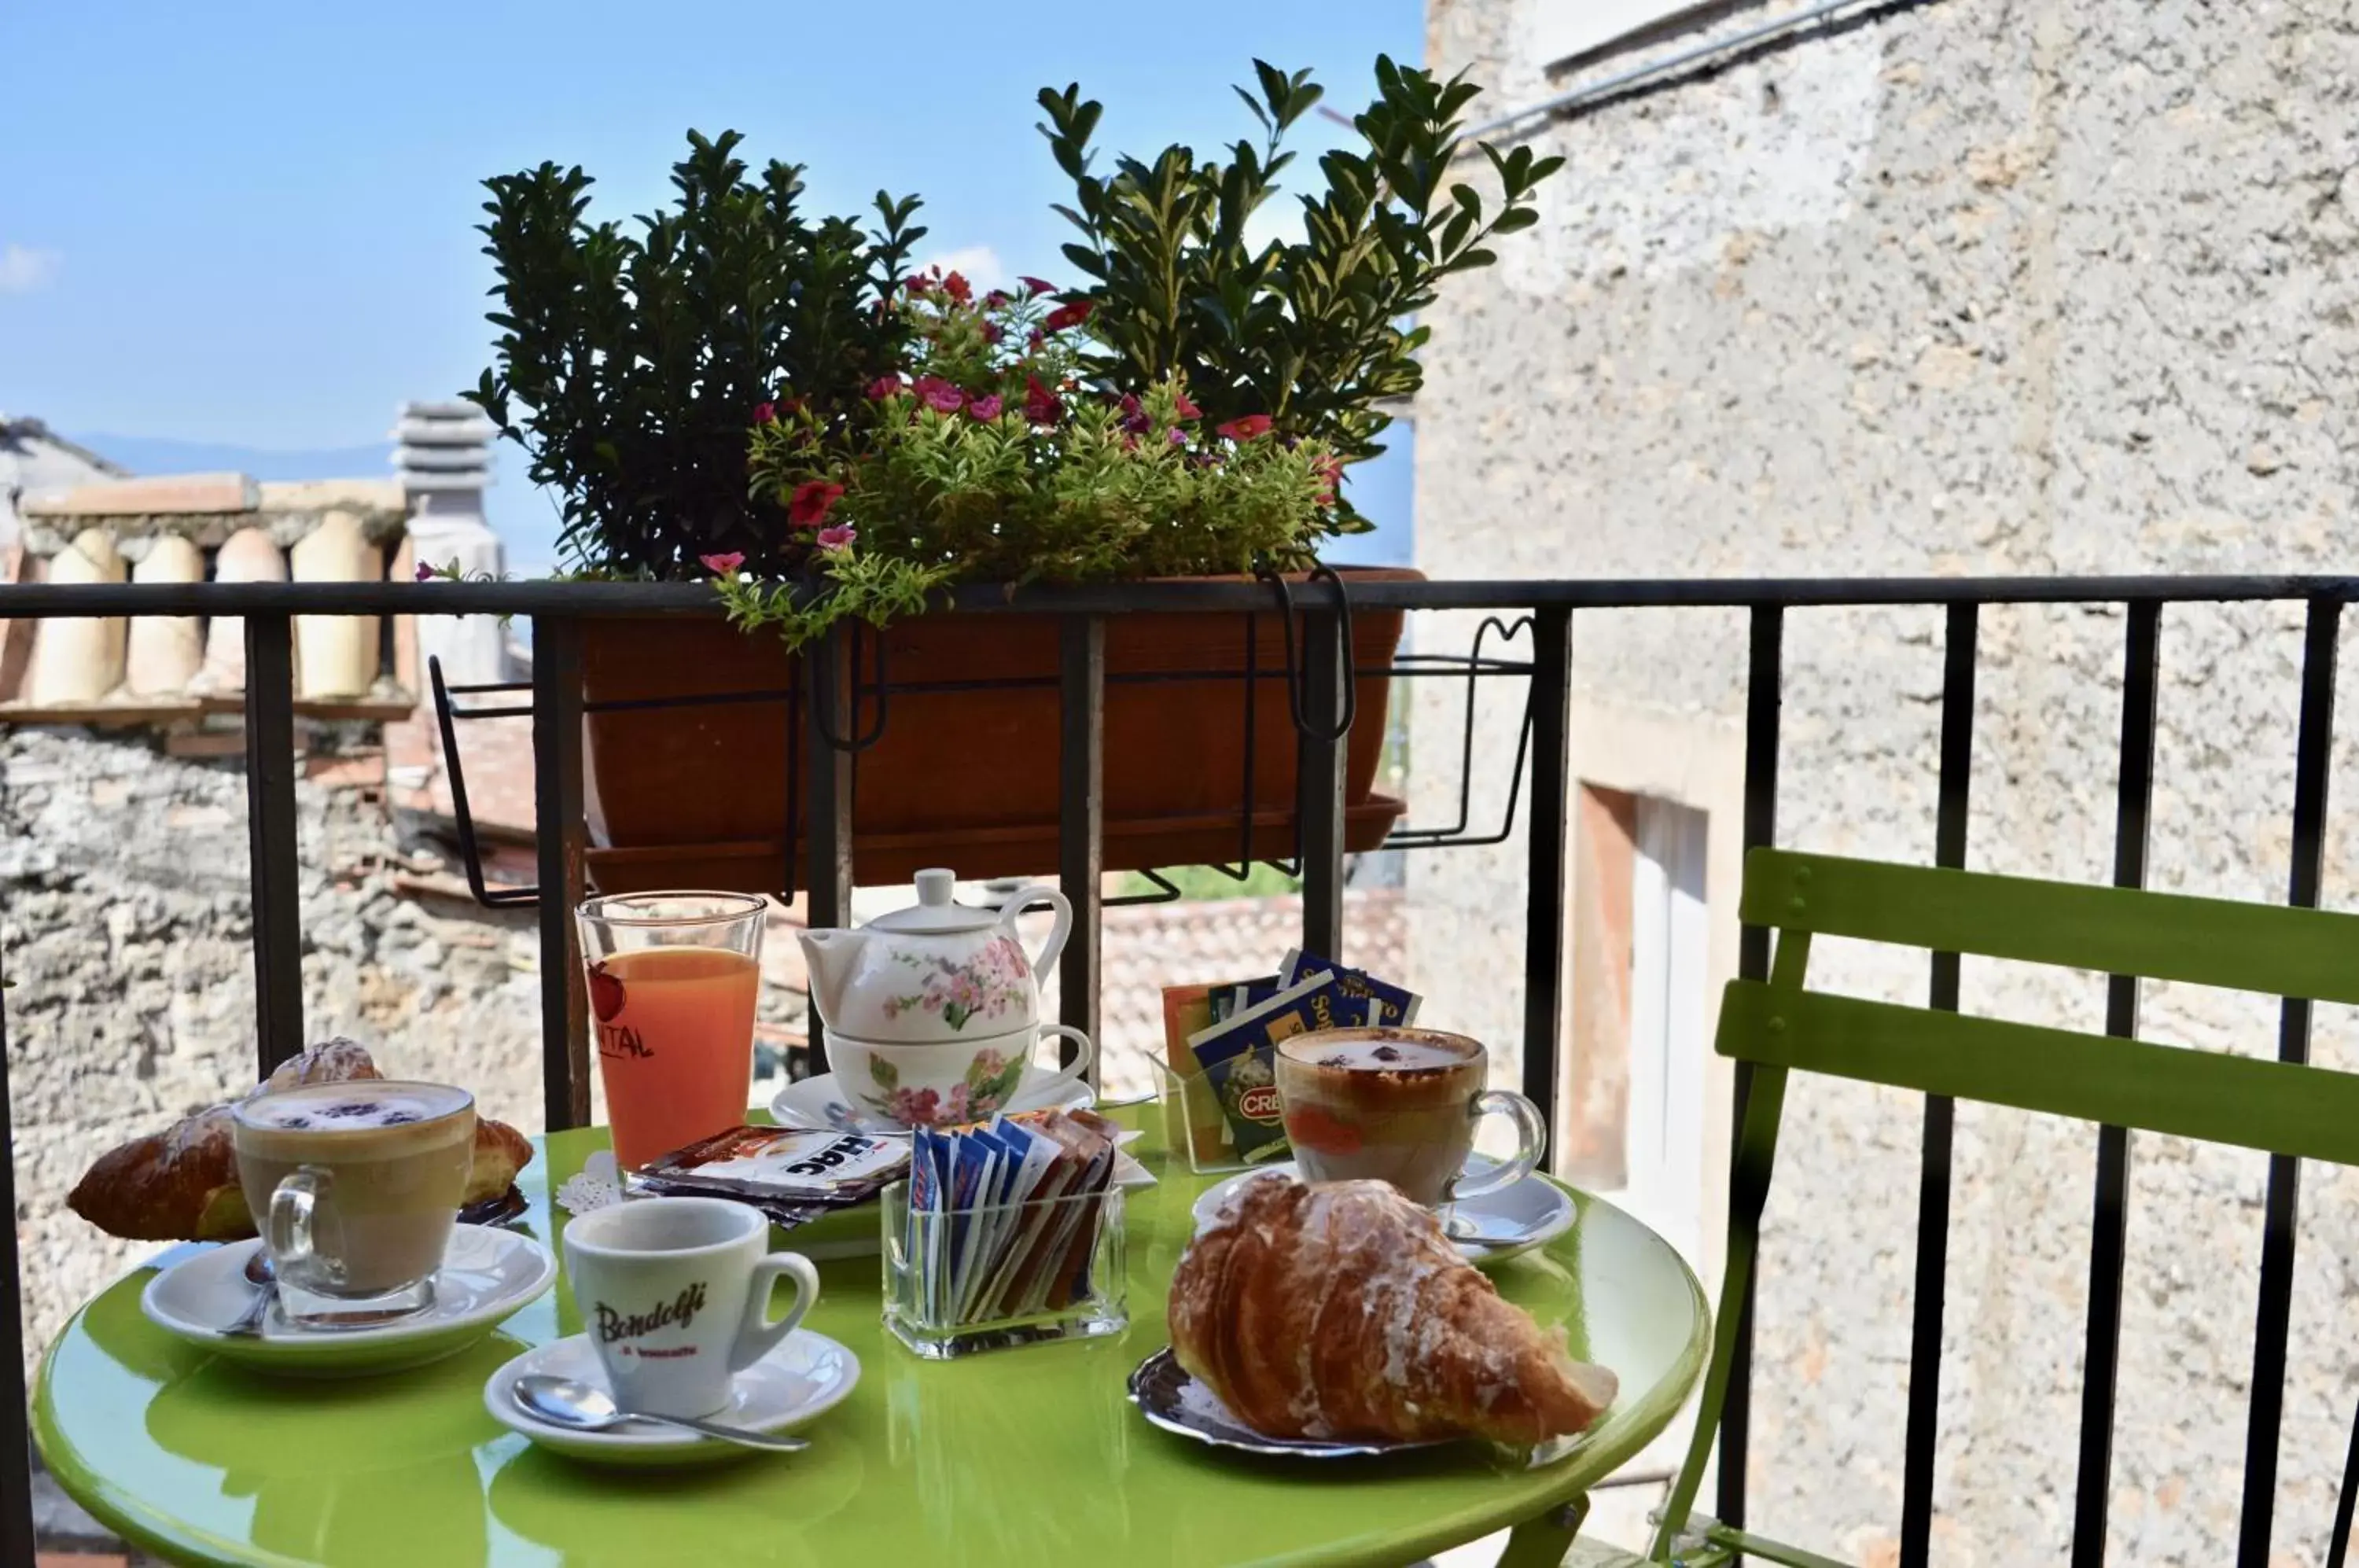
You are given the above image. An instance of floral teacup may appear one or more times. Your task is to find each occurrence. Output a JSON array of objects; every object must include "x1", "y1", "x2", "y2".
[{"x1": 826, "y1": 1026, "x2": 1095, "y2": 1128}]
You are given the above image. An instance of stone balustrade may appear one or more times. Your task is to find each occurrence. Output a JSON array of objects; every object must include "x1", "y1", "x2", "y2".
[{"x1": 2, "y1": 474, "x2": 415, "y2": 721}]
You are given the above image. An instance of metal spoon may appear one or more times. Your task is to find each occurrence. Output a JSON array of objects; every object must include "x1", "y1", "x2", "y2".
[
  {"x1": 220, "y1": 1250, "x2": 277, "y2": 1339},
  {"x1": 512, "y1": 1375, "x2": 811, "y2": 1452}
]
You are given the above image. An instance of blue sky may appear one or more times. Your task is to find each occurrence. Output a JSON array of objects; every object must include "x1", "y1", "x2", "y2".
[{"x1": 0, "y1": 2, "x2": 1422, "y2": 570}]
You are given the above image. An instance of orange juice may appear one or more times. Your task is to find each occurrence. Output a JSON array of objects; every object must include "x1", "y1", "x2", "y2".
[{"x1": 588, "y1": 946, "x2": 760, "y2": 1169}]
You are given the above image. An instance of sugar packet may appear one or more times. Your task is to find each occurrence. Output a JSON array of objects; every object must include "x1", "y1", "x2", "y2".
[
  {"x1": 907, "y1": 1108, "x2": 1119, "y2": 1328},
  {"x1": 1276, "y1": 948, "x2": 1422, "y2": 1029},
  {"x1": 1159, "y1": 977, "x2": 1272, "y2": 1163},
  {"x1": 1186, "y1": 969, "x2": 1356, "y2": 1164}
]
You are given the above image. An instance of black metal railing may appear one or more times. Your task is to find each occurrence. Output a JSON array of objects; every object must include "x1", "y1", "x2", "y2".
[{"x1": 9, "y1": 572, "x2": 2359, "y2": 1566}]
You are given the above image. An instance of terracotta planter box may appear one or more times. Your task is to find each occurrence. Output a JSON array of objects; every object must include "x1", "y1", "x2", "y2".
[{"x1": 579, "y1": 569, "x2": 1419, "y2": 893}]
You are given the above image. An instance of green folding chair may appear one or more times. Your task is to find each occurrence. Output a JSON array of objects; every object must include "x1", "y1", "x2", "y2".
[{"x1": 1605, "y1": 847, "x2": 2359, "y2": 1568}]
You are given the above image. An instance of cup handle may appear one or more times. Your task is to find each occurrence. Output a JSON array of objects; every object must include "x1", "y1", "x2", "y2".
[
  {"x1": 1029, "y1": 1025, "x2": 1095, "y2": 1096},
  {"x1": 730, "y1": 1251, "x2": 819, "y2": 1373},
  {"x1": 997, "y1": 885, "x2": 1073, "y2": 983},
  {"x1": 267, "y1": 1165, "x2": 333, "y2": 1288},
  {"x1": 1448, "y1": 1091, "x2": 1547, "y2": 1204}
]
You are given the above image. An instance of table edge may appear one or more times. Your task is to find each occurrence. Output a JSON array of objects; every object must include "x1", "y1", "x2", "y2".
[{"x1": 33, "y1": 1142, "x2": 1716, "y2": 1568}]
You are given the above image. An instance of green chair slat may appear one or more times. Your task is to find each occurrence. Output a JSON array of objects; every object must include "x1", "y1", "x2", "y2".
[
  {"x1": 1651, "y1": 850, "x2": 2359, "y2": 1566},
  {"x1": 1717, "y1": 981, "x2": 2359, "y2": 1165},
  {"x1": 1739, "y1": 849, "x2": 2359, "y2": 1006}
]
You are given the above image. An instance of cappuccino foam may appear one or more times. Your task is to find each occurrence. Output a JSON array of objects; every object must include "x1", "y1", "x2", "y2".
[
  {"x1": 1286, "y1": 1035, "x2": 1468, "y2": 1073},
  {"x1": 234, "y1": 1080, "x2": 473, "y2": 1159}
]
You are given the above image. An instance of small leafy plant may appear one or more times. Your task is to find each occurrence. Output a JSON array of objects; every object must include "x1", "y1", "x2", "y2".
[
  {"x1": 1039, "y1": 56, "x2": 1562, "y2": 493},
  {"x1": 467, "y1": 58, "x2": 1558, "y2": 643},
  {"x1": 466, "y1": 131, "x2": 924, "y2": 580}
]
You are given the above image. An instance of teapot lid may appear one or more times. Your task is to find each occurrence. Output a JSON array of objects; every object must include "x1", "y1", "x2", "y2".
[{"x1": 865, "y1": 869, "x2": 998, "y2": 934}]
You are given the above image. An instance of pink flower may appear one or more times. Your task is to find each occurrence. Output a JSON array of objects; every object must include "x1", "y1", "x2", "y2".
[
  {"x1": 984, "y1": 289, "x2": 1010, "y2": 307},
  {"x1": 815, "y1": 524, "x2": 857, "y2": 552},
  {"x1": 787, "y1": 480, "x2": 845, "y2": 525},
  {"x1": 1026, "y1": 328, "x2": 1044, "y2": 350},
  {"x1": 889, "y1": 1087, "x2": 941, "y2": 1126},
  {"x1": 1117, "y1": 392, "x2": 1150, "y2": 435},
  {"x1": 753, "y1": 402, "x2": 778, "y2": 425},
  {"x1": 943, "y1": 271, "x2": 973, "y2": 304},
  {"x1": 866, "y1": 374, "x2": 904, "y2": 399},
  {"x1": 1312, "y1": 455, "x2": 1344, "y2": 506},
  {"x1": 982, "y1": 322, "x2": 1003, "y2": 345},
  {"x1": 1173, "y1": 389, "x2": 1202, "y2": 420},
  {"x1": 699, "y1": 551, "x2": 745, "y2": 576},
  {"x1": 1217, "y1": 414, "x2": 1273, "y2": 440},
  {"x1": 1167, "y1": 427, "x2": 1187, "y2": 446},
  {"x1": 1018, "y1": 275, "x2": 1057, "y2": 296},
  {"x1": 1023, "y1": 375, "x2": 1063, "y2": 426},
  {"x1": 413, "y1": 561, "x2": 436, "y2": 582},
  {"x1": 914, "y1": 375, "x2": 965, "y2": 414},
  {"x1": 1043, "y1": 300, "x2": 1092, "y2": 333},
  {"x1": 968, "y1": 394, "x2": 1004, "y2": 421}
]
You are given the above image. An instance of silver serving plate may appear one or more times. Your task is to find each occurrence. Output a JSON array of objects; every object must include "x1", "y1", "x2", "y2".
[{"x1": 1124, "y1": 1348, "x2": 1453, "y2": 1459}]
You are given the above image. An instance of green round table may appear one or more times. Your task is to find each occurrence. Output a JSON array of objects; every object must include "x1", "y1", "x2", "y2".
[{"x1": 35, "y1": 1107, "x2": 1709, "y2": 1568}]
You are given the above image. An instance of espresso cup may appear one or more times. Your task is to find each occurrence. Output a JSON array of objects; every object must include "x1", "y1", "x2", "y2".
[
  {"x1": 562, "y1": 1197, "x2": 819, "y2": 1419},
  {"x1": 230, "y1": 1080, "x2": 477, "y2": 1330},
  {"x1": 1274, "y1": 1028, "x2": 1546, "y2": 1208}
]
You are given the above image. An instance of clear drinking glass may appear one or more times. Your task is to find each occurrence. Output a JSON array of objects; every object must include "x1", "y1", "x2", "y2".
[
  {"x1": 576, "y1": 890, "x2": 767, "y2": 1169},
  {"x1": 230, "y1": 1080, "x2": 476, "y2": 1330}
]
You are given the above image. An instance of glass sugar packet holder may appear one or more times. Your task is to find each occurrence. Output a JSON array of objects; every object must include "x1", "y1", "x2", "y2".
[
  {"x1": 881, "y1": 1181, "x2": 1126, "y2": 1360},
  {"x1": 1150, "y1": 1057, "x2": 1294, "y2": 1176}
]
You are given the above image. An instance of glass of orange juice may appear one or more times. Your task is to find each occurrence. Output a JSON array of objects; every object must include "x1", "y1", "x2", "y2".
[{"x1": 575, "y1": 891, "x2": 766, "y2": 1169}]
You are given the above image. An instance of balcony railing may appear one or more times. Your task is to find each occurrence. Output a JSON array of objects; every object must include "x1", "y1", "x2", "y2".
[{"x1": 4, "y1": 571, "x2": 2357, "y2": 1565}]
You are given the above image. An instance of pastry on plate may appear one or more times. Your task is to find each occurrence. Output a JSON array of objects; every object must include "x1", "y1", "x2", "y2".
[
  {"x1": 68, "y1": 1039, "x2": 533, "y2": 1241},
  {"x1": 1167, "y1": 1174, "x2": 1615, "y2": 1445}
]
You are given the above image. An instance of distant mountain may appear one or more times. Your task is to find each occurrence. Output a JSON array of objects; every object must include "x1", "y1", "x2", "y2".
[
  {"x1": 74, "y1": 433, "x2": 397, "y2": 484},
  {"x1": 70, "y1": 432, "x2": 566, "y2": 573}
]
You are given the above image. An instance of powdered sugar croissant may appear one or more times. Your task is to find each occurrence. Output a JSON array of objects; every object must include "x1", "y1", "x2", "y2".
[{"x1": 1166, "y1": 1175, "x2": 1616, "y2": 1445}]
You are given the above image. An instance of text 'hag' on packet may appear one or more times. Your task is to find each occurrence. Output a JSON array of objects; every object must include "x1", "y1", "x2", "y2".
[{"x1": 631, "y1": 1126, "x2": 911, "y2": 1228}]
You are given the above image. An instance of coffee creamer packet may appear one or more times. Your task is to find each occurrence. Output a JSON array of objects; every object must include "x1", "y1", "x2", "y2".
[{"x1": 1186, "y1": 970, "x2": 1355, "y2": 1165}]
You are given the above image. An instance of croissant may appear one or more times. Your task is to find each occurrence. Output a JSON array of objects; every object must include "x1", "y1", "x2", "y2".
[
  {"x1": 68, "y1": 1039, "x2": 533, "y2": 1241},
  {"x1": 1167, "y1": 1175, "x2": 1617, "y2": 1445}
]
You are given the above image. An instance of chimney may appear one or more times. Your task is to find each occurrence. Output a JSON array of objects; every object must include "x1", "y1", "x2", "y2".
[{"x1": 394, "y1": 400, "x2": 508, "y2": 685}]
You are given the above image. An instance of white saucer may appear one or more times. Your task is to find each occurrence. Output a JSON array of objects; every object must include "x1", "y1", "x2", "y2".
[
  {"x1": 1191, "y1": 1162, "x2": 1579, "y2": 1264},
  {"x1": 140, "y1": 1227, "x2": 556, "y2": 1377},
  {"x1": 771, "y1": 1067, "x2": 1092, "y2": 1135},
  {"x1": 484, "y1": 1328, "x2": 859, "y2": 1467}
]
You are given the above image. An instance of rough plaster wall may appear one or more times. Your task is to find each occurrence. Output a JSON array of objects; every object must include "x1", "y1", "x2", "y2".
[
  {"x1": 1415, "y1": 0, "x2": 2359, "y2": 1562},
  {"x1": 0, "y1": 727, "x2": 548, "y2": 1382}
]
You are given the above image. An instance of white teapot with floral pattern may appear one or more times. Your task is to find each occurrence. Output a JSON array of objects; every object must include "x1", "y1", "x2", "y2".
[{"x1": 797, "y1": 869, "x2": 1072, "y2": 1044}]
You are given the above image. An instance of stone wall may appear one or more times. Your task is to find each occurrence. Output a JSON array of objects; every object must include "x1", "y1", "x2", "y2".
[
  {"x1": 0, "y1": 724, "x2": 549, "y2": 1378},
  {"x1": 1415, "y1": 1, "x2": 2359, "y2": 1562}
]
